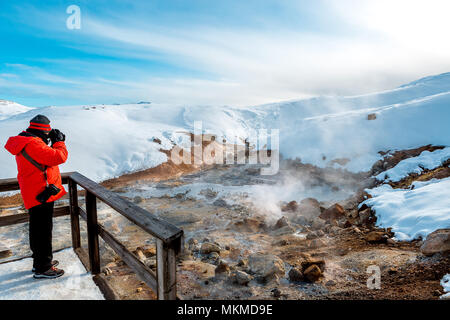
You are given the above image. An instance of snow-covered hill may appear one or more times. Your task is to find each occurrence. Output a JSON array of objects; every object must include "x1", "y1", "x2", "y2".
[
  {"x1": 0, "y1": 100, "x2": 33, "y2": 121},
  {"x1": 0, "y1": 73, "x2": 449, "y2": 181}
]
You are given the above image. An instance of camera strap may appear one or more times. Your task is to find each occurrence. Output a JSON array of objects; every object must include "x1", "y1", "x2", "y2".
[{"x1": 20, "y1": 149, "x2": 49, "y2": 186}]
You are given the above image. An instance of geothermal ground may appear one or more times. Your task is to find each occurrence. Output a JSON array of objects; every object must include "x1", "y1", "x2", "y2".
[{"x1": 0, "y1": 145, "x2": 449, "y2": 300}]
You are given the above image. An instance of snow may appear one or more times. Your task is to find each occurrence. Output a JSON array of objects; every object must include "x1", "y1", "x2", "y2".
[
  {"x1": 0, "y1": 73, "x2": 450, "y2": 181},
  {"x1": 441, "y1": 274, "x2": 450, "y2": 300},
  {"x1": 0, "y1": 248, "x2": 104, "y2": 300},
  {"x1": 375, "y1": 147, "x2": 450, "y2": 182},
  {"x1": 361, "y1": 177, "x2": 450, "y2": 240},
  {"x1": 0, "y1": 100, "x2": 33, "y2": 121}
]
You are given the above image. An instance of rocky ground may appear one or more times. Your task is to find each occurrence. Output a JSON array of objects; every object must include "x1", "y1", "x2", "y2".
[{"x1": 0, "y1": 145, "x2": 449, "y2": 300}]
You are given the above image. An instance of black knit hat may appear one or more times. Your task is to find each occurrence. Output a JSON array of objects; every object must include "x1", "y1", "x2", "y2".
[{"x1": 28, "y1": 115, "x2": 51, "y2": 132}]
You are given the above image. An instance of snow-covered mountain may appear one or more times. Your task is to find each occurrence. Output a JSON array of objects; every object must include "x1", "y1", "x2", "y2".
[
  {"x1": 0, "y1": 100, "x2": 33, "y2": 121},
  {"x1": 0, "y1": 73, "x2": 449, "y2": 181}
]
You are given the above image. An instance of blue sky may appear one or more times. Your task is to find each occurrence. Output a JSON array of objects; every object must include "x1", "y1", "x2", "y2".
[{"x1": 1, "y1": 0, "x2": 450, "y2": 107}]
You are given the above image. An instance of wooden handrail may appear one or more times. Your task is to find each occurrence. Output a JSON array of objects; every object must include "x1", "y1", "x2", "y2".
[
  {"x1": 0, "y1": 206, "x2": 70, "y2": 227},
  {"x1": 69, "y1": 172, "x2": 183, "y2": 244},
  {"x1": 0, "y1": 172, "x2": 75, "y2": 192}
]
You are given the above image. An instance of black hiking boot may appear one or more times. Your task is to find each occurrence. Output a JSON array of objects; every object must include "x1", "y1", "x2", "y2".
[
  {"x1": 32, "y1": 260, "x2": 59, "y2": 273},
  {"x1": 33, "y1": 266, "x2": 65, "y2": 279}
]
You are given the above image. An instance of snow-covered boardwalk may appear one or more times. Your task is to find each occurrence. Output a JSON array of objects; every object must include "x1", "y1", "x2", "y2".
[{"x1": 0, "y1": 248, "x2": 104, "y2": 300}]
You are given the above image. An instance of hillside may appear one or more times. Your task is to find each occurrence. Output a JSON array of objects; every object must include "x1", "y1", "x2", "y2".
[
  {"x1": 0, "y1": 100, "x2": 33, "y2": 121},
  {"x1": 0, "y1": 73, "x2": 449, "y2": 181}
]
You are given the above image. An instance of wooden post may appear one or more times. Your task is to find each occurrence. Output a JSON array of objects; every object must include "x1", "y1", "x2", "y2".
[
  {"x1": 68, "y1": 179, "x2": 81, "y2": 249},
  {"x1": 86, "y1": 191, "x2": 100, "y2": 274},
  {"x1": 156, "y1": 239, "x2": 177, "y2": 300}
]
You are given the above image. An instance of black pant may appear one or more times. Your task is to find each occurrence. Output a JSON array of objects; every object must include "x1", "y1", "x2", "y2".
[{"x1": 29, "y1": 202, "x2": 54, "y2": 273}]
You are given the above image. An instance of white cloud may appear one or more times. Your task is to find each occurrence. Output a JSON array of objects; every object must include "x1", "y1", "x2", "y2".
[{"x1": 4, "y1": 1, "x2": 450, "y2": 106}]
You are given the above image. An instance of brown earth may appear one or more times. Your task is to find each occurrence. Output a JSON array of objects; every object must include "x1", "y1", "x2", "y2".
[{"x1": 0, "y1": 193, "x2": 23, "y2": 208}]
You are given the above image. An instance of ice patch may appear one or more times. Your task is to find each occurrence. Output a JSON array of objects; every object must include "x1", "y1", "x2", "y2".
[
  {"x1": 375, "y1": 147, "x2": 450, "y2": 182},
  {"x1": 362, "y1": 177, "x2": 450, "y2": 240},
  {"x1": 441, "y1": 274, "x2": 450, "y2": 300}
]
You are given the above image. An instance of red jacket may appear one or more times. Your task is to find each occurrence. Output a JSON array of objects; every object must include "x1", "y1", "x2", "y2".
[{"x1": 4, "y1": 133, "x2": 68, "y2": 209}]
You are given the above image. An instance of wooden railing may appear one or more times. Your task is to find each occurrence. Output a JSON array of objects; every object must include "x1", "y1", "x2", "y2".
[{"x1": 0, "y1": 172, "x2": 183, "y2": 300}]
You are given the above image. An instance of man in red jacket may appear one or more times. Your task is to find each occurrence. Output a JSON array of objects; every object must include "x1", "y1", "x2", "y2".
[{"x1": 5, "y1": 115, "x2": 68, "y2": 279}]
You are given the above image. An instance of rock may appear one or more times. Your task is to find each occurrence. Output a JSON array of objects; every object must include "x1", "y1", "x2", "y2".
[
  {"x1": 174, "y1": 192, "x2": 187, "y2": 200},
  {"x1": 315, "y1": 229, "x2": 325, "y2": 237},
  {"x1": 102, "y1": 267, "x2": 112, "y2": 276},
  {"x1": 433, "y1": 290, "x2": 442, "y2": 297},
  {"x1": 281, "y1": 201, "x2": 298, "y2": 212},
  {"x1": 136, "y1": 245, "x2": 156, "y2": 257},
  {"x1": 298, "y1": 198, "x2": 321, "y2": 217},
  {"x1": 266, "y1": 274, "x2": 281, "y2": 286},
  {"x1": 387, "y1": 267, "x2": 398, "y2": 275},
  {"x1": 188, "y1": 238, "x2": 200, "y2": 251},
  {"x1": 133, "y1": 196, "x2": 143, "y2": 204},
  {"x1": 134, "y1": 248, "x2": 147, "y2": 262},
  {"x1": 248, "y1": 254, "x2": 285, "y2": 278},
  {"x1": 0, "y1": 246, "x2": 12, "y2": 259},
  {"x1": 359, "y1": 208, "x2": 372, "y2": 225},
  {"x1": 300, "y1": 197, "x2": 320, "y2": 208},
  {"x1": 367, "y1": 113, "x2": 377, "y2": 120},
  {"x1": 351, "y1": 226, "x2": 362, "y2": 234},
  {"x1": 366, "y1": 231, "x2": 388, "y2": 243},
  {"x1": 288, "y1": 267, "x2": 304, "y2": 282},
  {"x1": 420, "y1": 229, "x2": 450, "y2": 256},
  {"x1": 230, "y1": 270, "x2": 253, "y2": 285},
  {"x1": 309, "y1": 238, "x2": 327, "y2": 249},
  {"x1": 213, "y1": 199, "x2": 228, "y2": 207},
  {"x1": 103, "y1": 220, "x2": 120, "y2": 234},
  {"x1": 270, "y1": 225, "x2": 296, "y2": 236},
  {"x1": 306, "y1": 231, "x2": 318, "y2": 240},
  {"x1": 273, "y1": 239, "x2": 290, "y2": 246},
  {"x1": 386, "y1": 228, "x2": 395, "y2": 238},
  {"x1": 304, "y1": 264, "x2": 322, "y2": 282},
  {"x1": 199, "y1": 188, "x2": 218, "y2": 199},
  {"x1": 386, "y1": 238, "x2": 397, "y2": 246},
  {"x1": 232, "y1": 218, "x2": 267, "y2": 233},
  {"x1": 237, "y1": 259, "x2": 248, "y2": 268},
  {"x1": 208, "y1": 252, "x2": 220, "y2": 263},
  {"x1": 200, "y1": 242, "x2": 221, "y2": 254},
  {"x1": 301, "y1": 258, "x2": 326, "y2": 273},
  {"x1": 159, "y1": 210, "x2": 202, "y2": 226},
  {"x1": 274, "y1": 216, "x2": 290, "y2": 229},
  {"x1": 319, "y1": 203, "x2": 346, "y2": 222},
  {"x1": 271, "y1": 288, "x2": 282, "y2": 298},
  {"x1": 311, "y1": 217, "x2": 327, "y2": 230},
  {"x1": 330, "y1": 226, "x2": 342, "y2": 235},
  {"x1": 307, "y1": 228, "x2": 326, "y2": 238},
  {"x1": 336, "y1": 248, "x2": 349, "y2": 256},
  {"x1": 188, "y1": 238, "x2": 198, "y2": 246},
  {"x1": 145, "y1": 257, "x2": 157, "y2": 268},
  {"x1": 215, "y1": 262, "x2": 230, "y2": 275},
  {"x1": 343, "y1": 220, "x2": 353, "y2": 228},
  {"x1": 325, "y1": 280, "x2": 336, "y2": 287}
]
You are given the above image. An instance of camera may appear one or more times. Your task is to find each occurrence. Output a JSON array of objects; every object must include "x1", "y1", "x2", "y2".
[{"x1": 36, "y1": 184, "x2": 61, "y2": 204}]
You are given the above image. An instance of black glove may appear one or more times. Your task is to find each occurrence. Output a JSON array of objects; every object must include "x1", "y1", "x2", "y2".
[{"x1": 49, "y1": 129, "x2": 66, "y2": 144}]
